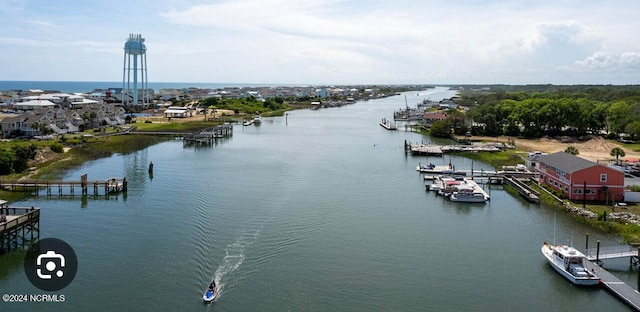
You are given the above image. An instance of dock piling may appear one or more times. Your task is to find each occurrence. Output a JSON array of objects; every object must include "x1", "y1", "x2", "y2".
[{"x1": 586, "y1": 233, "x2": 589, "y2": 251}]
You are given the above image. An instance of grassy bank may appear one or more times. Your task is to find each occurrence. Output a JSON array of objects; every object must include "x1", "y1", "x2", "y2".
[
  {"x1": 0, "y1": 134, "x2": 170, "y2": 201},
  {"x1": 530, "y1": 180, "x2": 640, "y2": 243},
  {"x1": 54, "y1": 135, "x2": 170, "y2": 175},
  {"x1": 457, "y1": 149, "x2": 524, "y2": 169}
]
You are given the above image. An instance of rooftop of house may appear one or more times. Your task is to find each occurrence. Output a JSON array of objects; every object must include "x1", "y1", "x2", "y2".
[{"x1": 537, "y1": 152, "x2": 597, "y2": 173}]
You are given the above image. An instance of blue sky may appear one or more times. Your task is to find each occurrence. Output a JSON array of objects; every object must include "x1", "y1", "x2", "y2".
[{"x1": 1, "y1": 0, "x2": 640, "y2": 85}]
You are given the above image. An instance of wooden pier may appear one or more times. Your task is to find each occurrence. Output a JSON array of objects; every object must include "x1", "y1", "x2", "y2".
[
  {"x1": 581, "y1": 240, "x2": 640, "y2": 311},
  {"x1": 503, "y1": 176, "x2": 540, "y2": 202},
  {"x1": 184, "y1": 123, "x2": 233, "y2": 145},
  {"x1": 0, "y1": 203, "x2": 40, "y2": 253},
  {"x1": 584, "y1": 260, "x2": 640, "y2": 311},
  {"x1": 404, "y1": 141, "x2": 504, "y2": 155},
  {"x1": 408, "y1": 143, "x2": 443, "y2": 156},
  {"x1": 0, "y1": 174, "x2": 127, "y2": 196},
  {"x1": 379, "y1": 118, "x2": 398, "y2": 130}
]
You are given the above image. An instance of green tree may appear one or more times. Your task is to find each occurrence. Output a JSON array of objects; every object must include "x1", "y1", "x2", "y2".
[
  {"x1": 0, "y1": 149, "x2": 15, "y2": 174},
  {"x1": 31, "y1": 121, "x2": 52, "y2": 136},
  {"x1": 625, "y1": 121, "x2": 640, "y2": 140},
  {"x1": 607, "y1": 101, "x2": 634, "y2": 135},
  {"x1": 12, "y1": 144, "x2": 37, "y2": 173},
  {"x1": 610, "y1": 147, "x2": 626, "y2": 161},
  {"x1": 429, "y1": 119, "x2": 453, "y2": 138},
  {"x1": 564, "y1": 146, "x2": 579, "y2": 155}
]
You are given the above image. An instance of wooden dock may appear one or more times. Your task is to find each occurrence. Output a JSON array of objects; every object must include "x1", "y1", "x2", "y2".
[
  {"x1": 184, "y1": 123, "x2": 233, "y2": 145},
  {"x1": 580, "y1": 243, "x2": 640, "y2": 311},
  {"x1": 408, "y1": 144, "x2": 443, "y2": 156},
  {"x1": 583, "y1": 260, "x2": 640, "y2": 311},
  {"x1": 404, "y1": 141, "x2": 504, "y2": 155},
  {"x1": 0, "y1": 174, "x2": 127, "y2": 196},
  {"x1": 379, "y1": 118, "x2": 398, "y2": 130},
  {"x1": 417, "y1": 164, "x2": 466, "y2": 175},
  {"x1": 0, "y1": 204, "x2": 40, "y2": 253},
  {"x1": 503, "y1": 176, "x2": 540, "y2": 202}
]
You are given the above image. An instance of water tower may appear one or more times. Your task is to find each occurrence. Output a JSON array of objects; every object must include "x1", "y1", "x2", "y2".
[{"x1": 122, "y1": 33, "x2": 149, "y2": 110}]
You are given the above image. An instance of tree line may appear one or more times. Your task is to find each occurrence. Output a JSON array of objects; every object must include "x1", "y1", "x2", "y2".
[{"x1": 436, "y1": 86, "x2": 640, "y2": 139}]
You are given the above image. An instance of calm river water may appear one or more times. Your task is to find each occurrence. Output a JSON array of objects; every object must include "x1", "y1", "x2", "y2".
[{"x1": 0, "y1": 87, "x2": 635, "y2": 311}]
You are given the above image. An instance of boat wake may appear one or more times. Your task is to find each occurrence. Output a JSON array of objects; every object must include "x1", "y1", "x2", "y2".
[{"x1": 210, "y1": 223, "x2": 264, "y2": 297}]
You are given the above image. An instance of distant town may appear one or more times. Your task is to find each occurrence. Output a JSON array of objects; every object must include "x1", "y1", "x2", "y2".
[{"x1": 0, "y1": 84, "x2": 432, "y2": 138}]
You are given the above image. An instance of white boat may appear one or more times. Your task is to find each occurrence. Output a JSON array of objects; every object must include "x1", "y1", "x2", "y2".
[
  {"x1": 541, "y1": 241, "x2": 600, "y2": 286},
  {"x1": 427, "y1": 176, "x2": 455, "y2": 192},
  {"x1": 202, "y1": 280, "x2": 219, "y2": 303},
  {"x1": 253, "y1": 114, "x2": 262, "y2": 124},
  {"x1": 427, "y1": 181, "x2": 442, "y2": 191},
  {"x1": 449, "y1": 187, "x2": 488, "y2": 203}
]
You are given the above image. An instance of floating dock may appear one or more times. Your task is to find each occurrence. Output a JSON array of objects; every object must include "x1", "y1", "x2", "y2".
[
  {"x1": 379, "y1": 118, "x2": 398, "y2": 130},
  {"x1": 416, "y1": 164, "x2": 465, "y2": 175},
  {"x1": 582, "y1": 242, "x2": 640, "y2": 311},
  {"x1": 584, "y1": 260, "x2": 640, "y2": 311}
]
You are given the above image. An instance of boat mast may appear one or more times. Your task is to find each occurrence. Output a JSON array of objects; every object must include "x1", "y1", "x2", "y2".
[{"x1": 553, "y1": 213, "x2": 556, "y2": 246}]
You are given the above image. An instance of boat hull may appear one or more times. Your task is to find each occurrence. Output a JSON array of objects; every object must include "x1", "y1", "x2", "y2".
[
  {"x1": 449, "y1": 194, "x2": 487, "y2": 203},
  {"x1": 202, "y1": 289, "x2": 218, "y2": 303},
  {"x1": 541, "y1": 243, "x2": 600, "y2": 286}
]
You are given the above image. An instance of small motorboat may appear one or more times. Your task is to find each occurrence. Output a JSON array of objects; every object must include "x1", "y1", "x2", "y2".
[
  {"x1": 202, "y1": 280, "x2": 219, "y2": 304},
  {"x1": 253, "y1": 114, "x2": 262, "y2": 124}
]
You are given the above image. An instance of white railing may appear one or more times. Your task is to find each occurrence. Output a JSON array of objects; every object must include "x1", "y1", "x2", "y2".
[{"x1": 586, "y1": 245, "x2": 638, "y2": 260}]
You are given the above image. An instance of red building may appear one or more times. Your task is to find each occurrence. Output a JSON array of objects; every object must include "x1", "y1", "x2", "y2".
[{"x1": 535, "y1": 152, "x2": 624, "y2": 202}]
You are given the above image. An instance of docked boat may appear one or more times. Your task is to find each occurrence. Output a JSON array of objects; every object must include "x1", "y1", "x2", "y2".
[
  {"x1": 253, "y1": 114, "x2": 262, "y2": 124},
  {"x1": 427, "y1": 176, "x2": 455, "y2": 192},
  {"x1": 202, "y1": 280, "x2": 219, "y2": 303},
  {"x1": 427, "y1": 180, "x2": 442, "y2": 191},
  {"x1": 449, "y1": 186, "x2": 488, "y2": 203},
  {"x1": 541, "y1": 241, "x2": 600, "y2": 286}
]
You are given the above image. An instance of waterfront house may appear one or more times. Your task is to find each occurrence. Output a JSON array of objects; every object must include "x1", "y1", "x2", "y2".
[
  {"x1": 164, "y1": 106, "x2": 193, "y2": 118},
  {"x1": 0, "y1": 102, "x2": 125, "y2": 138},
  {"x1": 0, "y1": 107, "x2": 77, "y2": 137},
  {"x1": 525, "y1": 151, "x2": 547, "y2": 171},
  {"x1": 536, "y1": 152, "x2": 624, "y2": 202},
  {"x1": 422, "y1": 112, "x2": 448, "y2": 127},
  {"x1": 74, "y1": 104, "x2": 126, "y2": 128}
]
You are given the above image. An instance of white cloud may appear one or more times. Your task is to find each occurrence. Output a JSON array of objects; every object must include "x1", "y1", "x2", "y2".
[
  {"x1": 574, "y1": 52, "x2": 640, "y2": 71},
  {"x1": 2, "y1": 0, "x2": 640, "y2": 84}
]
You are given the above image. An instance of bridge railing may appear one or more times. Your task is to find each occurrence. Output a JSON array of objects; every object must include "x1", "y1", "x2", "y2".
[{"x1": 586, "y1": 245, "x2": 638, "y2": 259}]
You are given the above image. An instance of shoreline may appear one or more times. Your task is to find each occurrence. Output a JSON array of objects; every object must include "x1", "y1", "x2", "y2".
[{"x1": 5, "y1": 118, "x2": 640, "y2": 242}]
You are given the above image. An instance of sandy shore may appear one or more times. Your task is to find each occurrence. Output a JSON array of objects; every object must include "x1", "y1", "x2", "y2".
[{"x1": 472, "y1": 135, "x2": 640, "y2": 163}]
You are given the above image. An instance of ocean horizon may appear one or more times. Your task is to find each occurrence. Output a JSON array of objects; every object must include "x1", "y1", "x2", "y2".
[{"x1": 0, "y1": 81, "x2": 303, "y2": 93}]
